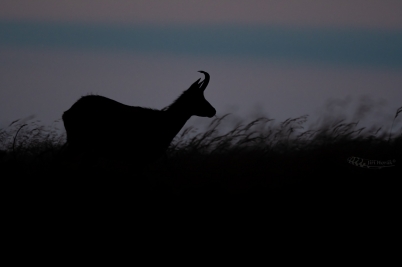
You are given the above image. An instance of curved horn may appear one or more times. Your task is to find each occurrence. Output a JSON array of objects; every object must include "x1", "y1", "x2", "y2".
[{"x1": 198, "y1": 71, "x2": 210, "y2": 91}]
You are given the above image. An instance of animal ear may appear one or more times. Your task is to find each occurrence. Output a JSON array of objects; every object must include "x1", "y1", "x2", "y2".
[{"x1": 190, "y1": 78, "x2": 202, "y2": 89}]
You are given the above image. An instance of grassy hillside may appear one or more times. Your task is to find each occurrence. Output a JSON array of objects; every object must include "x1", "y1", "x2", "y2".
[{"x1": 1, "y1": 109, "x2": 401, "y2": 199}]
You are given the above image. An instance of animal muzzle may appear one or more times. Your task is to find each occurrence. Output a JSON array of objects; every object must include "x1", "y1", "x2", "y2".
[{"x1": 207, "y1": 107, "x2": 217, "y2": 118}]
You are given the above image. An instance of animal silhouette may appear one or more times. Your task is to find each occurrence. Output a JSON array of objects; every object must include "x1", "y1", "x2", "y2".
[{"x1": 62, "y1": 71, "x2": 216, "y2": 166}]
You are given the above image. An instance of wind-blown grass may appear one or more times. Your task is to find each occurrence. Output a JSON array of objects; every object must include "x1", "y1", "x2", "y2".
[
  {"x1": 0, "y1": 118, "x2": 65, "y2": 162},
  {"x1": 1, "y1": 108, "x2": 401, "y2": 196}
]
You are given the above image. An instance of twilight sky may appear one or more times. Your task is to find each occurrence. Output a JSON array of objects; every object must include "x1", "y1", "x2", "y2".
[{"x1": 1, "y1": 0, "x2": 401, "y2": 135}]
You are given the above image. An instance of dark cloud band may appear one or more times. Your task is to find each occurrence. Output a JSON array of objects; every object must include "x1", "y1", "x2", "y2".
[{"x1": 1, "y1": 20, "x2": 401, "y2": 68}]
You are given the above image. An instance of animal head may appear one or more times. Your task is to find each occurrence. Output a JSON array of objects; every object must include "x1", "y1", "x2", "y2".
[{"x1": 180, "y1": 71, "x2": 216, "y2": 118}]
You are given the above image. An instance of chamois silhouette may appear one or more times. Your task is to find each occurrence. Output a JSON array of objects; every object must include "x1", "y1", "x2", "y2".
[{"x1": 62, "y1": 71, "x2": 216, "y2": 167}]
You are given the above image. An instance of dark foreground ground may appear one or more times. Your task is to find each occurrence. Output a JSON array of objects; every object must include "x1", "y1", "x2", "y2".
[
  {"x1": 1, "y1": 115, "x2": 400, "y2": 206},
  {"x1": 2, "y1": 115, "x2": 400, "y2": 250},
  {"x1": 4, "y1": 144, "x2": 400, "y2": 193}
]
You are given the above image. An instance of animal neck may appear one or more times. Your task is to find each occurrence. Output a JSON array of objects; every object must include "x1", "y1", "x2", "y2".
[{"x1": 164, "y1": 107, "x2": 192, "y2": 140}]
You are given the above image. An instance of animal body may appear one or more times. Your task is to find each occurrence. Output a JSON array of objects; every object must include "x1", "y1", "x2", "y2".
[{"x1": 62, "y1": 71, "x2": 216, "y2": 165}]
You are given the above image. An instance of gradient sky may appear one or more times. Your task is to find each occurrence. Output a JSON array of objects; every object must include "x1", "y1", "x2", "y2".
[{"x1": 1, "y1": 0, "x2": 401, "y2": 134}]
